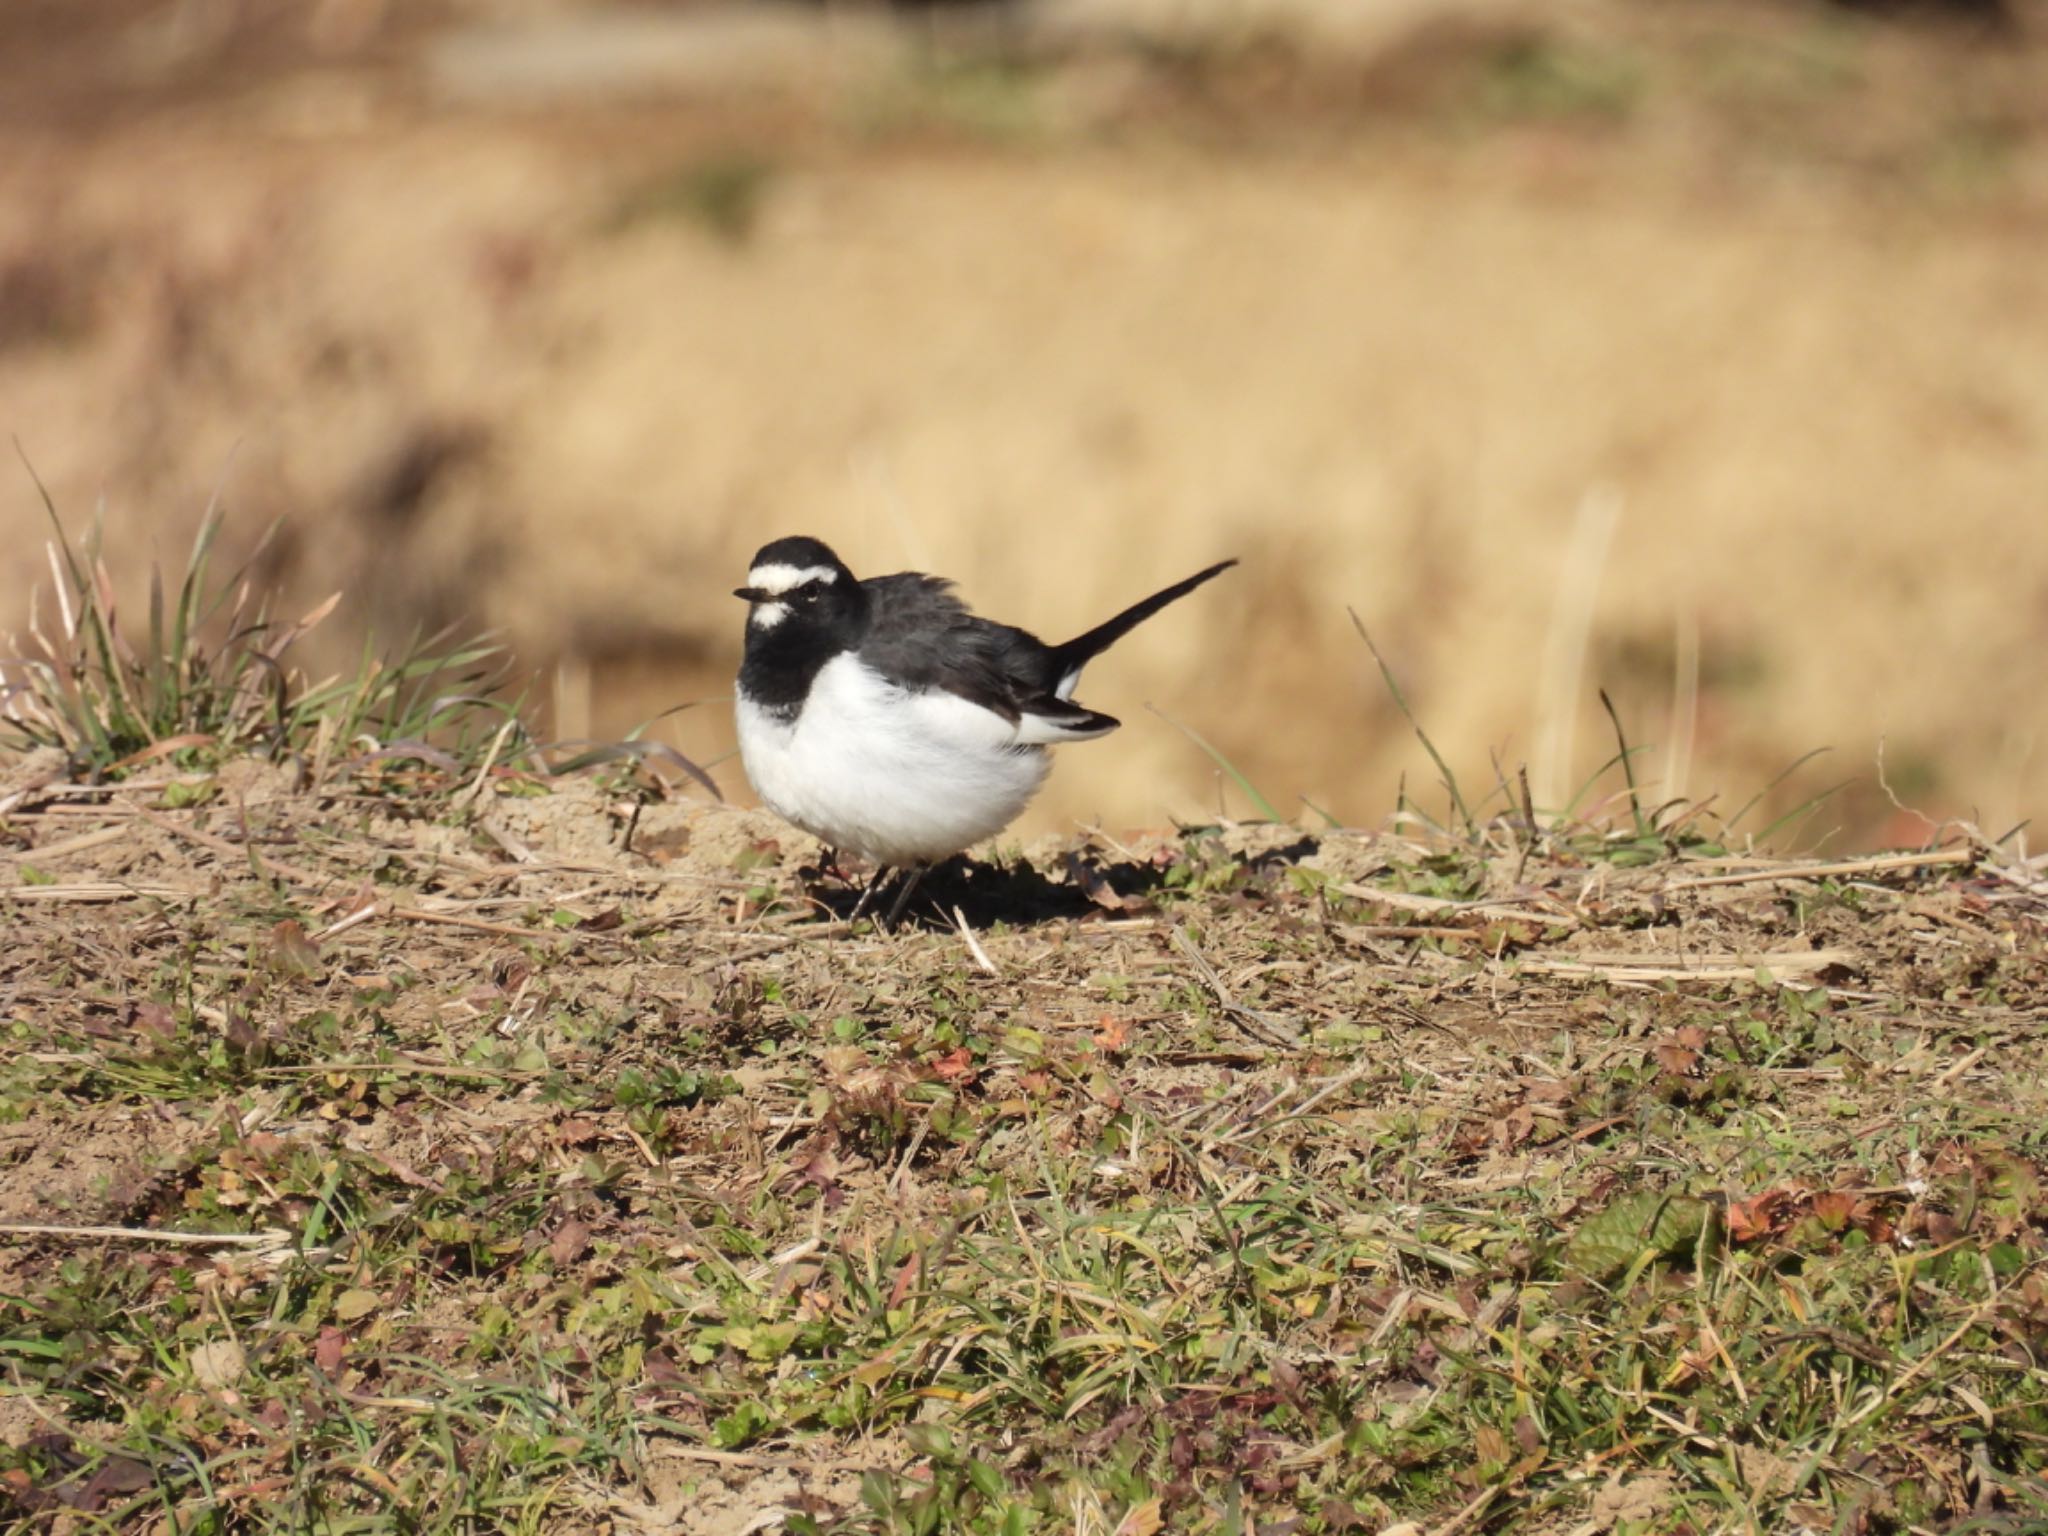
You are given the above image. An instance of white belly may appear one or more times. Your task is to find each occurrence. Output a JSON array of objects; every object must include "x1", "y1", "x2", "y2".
[{"x1": 735, "y1": 653, "x2": 1054, "y2": 866}]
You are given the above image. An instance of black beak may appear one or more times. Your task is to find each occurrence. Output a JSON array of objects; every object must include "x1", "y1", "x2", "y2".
[{"x1": 734, "y1": 586, "x2": 768, "y2": 602}]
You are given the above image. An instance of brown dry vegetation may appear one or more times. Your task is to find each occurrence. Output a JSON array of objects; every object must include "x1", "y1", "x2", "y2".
[
  {"x1": 2, "y1": 742, "x2": 2047, "y2": 1531},
  {"x1": 3, "y1": 0, "x2": 2048, "y2": 848}
]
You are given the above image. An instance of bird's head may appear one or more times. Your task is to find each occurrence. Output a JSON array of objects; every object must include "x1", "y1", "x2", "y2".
[{"x1": 735, "y1": 536, "x2": 862, "y2": 640}]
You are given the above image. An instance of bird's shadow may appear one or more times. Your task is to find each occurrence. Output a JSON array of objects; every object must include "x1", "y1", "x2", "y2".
[
  {"x1": 796, "y1": 834, "x2": 1320, "y2": 932},
  {"x1": 798, "y1": 856, "x2": 1115, "y2": 929}
]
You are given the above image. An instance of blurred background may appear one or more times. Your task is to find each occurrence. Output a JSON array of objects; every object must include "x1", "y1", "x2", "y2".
[{"x1": 2, "y1": 0, "x2": 2045, "y2": 849}]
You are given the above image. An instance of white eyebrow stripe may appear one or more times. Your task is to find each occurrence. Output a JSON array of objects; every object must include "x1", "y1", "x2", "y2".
[{"x1": 747, "y1": 563, "x2": 839, "y2": 596}]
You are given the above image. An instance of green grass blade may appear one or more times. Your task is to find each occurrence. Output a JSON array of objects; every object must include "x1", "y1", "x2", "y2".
[
  {"x1": 1598, "y1": 688, "x2": 1645, "y2": 833},
  {"x1": 1349, "y1": 608, "x2": 1474, "y2": 838},
  {"x1": 1145, "y1": 704, "x2": 1281, "y2": 821},
  {"x1": 1726, "y1": 745, "x2": 1833, "y2": 835}
]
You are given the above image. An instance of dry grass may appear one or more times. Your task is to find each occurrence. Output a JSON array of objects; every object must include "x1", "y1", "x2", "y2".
[{"x1": 2, "y1": 750, "x2": 2045, "y2": 1532}]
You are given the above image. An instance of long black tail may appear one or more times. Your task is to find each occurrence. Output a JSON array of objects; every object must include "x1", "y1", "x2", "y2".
[{"x1": 1047, "y1": 558, "x2": 1237, "y2": 693}]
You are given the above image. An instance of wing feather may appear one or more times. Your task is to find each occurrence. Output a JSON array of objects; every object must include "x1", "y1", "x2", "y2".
[{"x1": 858, "y1": 574, "x2": 1118, "y2": 741}]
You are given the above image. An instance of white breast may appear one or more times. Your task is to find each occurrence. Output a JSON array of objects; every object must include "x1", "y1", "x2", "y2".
[{"x1": 735, "y1": 653, "x2": 1055, "y2": 867}]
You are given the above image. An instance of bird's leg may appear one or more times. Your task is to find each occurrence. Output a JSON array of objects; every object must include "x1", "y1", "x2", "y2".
[
  {"x1": 848, "y1": 865, "x2": 894, "y2": 923},
  {"x1": 880, "y1": 864, "x2": 931, "y2": 930}
]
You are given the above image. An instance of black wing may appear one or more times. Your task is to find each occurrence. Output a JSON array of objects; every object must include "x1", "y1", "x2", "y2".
[{"x1": 858, "y1": 574, "x2": 1118, "y2": 735}]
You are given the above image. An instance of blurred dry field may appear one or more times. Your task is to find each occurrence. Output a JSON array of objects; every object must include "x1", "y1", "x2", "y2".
[{"x1": 3, "y1": 0, "x2": 2048, "y2": 847}]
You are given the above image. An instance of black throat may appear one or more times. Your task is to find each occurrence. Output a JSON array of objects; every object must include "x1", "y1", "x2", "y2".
[{"x1": 737, "y1": 585, "x2": 870, "y2": 716}]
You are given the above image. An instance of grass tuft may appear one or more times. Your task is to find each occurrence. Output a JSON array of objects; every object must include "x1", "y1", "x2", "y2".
[{"x1": 1, "y1": 474, "x2": 521, "y2": 785}]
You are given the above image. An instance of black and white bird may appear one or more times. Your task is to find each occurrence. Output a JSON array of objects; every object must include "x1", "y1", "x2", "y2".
[{"x1": 732, "y1": 536, "x2": 1236, "y2": 926}]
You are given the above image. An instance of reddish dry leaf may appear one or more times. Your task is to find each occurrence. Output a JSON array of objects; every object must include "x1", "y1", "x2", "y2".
[
  {"x1": 223, "y1": 1006, "x2": 261, "y2": 1056},
  {"x1": 1093, "y1": 1016, "x2": 1132, "y2": 1052},
  {"x1": 887, "y1": 1253, "x2": 921, "y2": 1311},
  {"x1": 363, "y1": 1147, "x2": 442, "y2": 1192},
  {"x1": 129, "y1": 1000, "x2": 177, "y2": 1042},
  {"x1": 577, "y1": 907, "x2": 623, "y2": 932},
  {"x1": 79, "y1": 1455, "x2": 155, "y2": 1507},
  {"x1": 556, "y1": 1118, "x2": 601, "y2": 1147},
  {"x1": 1495, "y1": 1103, "x2": 1538, "y2": 1151},
  {"x1": 313, "y1": 1326, "x2": 348, "y2": 1373},
  {"x1": 549, "y1": 1218, "x2": 592, "y2": 1267},
  {"x1": 794, "y1": 1143, "x2": 842, "y2": 1193},
  {"x1": 1726, "y1": 1187, "x2": 1799, "y2": 1243},
  {"x1": 644, "y1": 1348, "x2": 688, "y2": 1385},
  {"x1": 928, "y1": 1047, "x2": 977, "y2": 1085},
  {"x1": 1064, "y1": 854, "x2": 1140, "y2": 912},
  {"x1": 1653, "y1": 1026, "x2": 1709, "y2": 1077}
]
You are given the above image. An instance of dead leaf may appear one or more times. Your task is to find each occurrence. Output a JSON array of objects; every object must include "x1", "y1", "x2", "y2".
[
  {"x1": 268, "y1": 919, "x2": 323, "y2": 979},
  {"x1": 78, "y1": 1456, "x2": 155, "y2": 1509},
  {"x1": 334, "y1": 1287, "x2": 380, "y2": 1322},
  {"x1": 1494, "y1": 1103, "x2": 1538, "y2": 1151},
  {"x1": 1905, "y1": 1205, "x2": 1963, "y2": 1244},
  {"x1": 314, "y1": 1326, "x2": 348, "y2": 1373},
  {"x1": 550, "y1": 1218, "x2": 592, "y2": 1267},
  {"x1": 189, "y1": 1339, "x2": 245, "y2": 1391},
  {"x1": 223, "y1": 1006, "x2": 262, "y2": 1059},
  {"x1": 1810, "y1": 1191, "x2": 1857, "y2": 1231},
  {"x1": 1726, "y1": 1187, "x2": 1798, "y2": 1244},
  {"x1": 1064, "y1": 854, "x2": 1139, "y2": 912},
  {"x1": 1654, "y1": 1040, "x2": 1703, "y2": 1073},
  {"x1": 1093, "y1": 1016, "x2": 1132, "y2": 1051},
  {"x1": 887, "y1": 1253, "x2": 920, "y2": 1311},
  {"x1": 1473, "y1": 1423, "x2": 1509, "y2": 1467},
  {"x1": 795, "y1": 1142, "x2": 843, "y2": 1195},
  {"x1": 577, "y1": 907, "x2": 623, "y2": 932},
  {"x1": 928, "y1": 1047, "x2": 977, "y2": 1085},
  {"x1": 1112, "y1": 1498, "x2": 1163, "y2": 1536},
  {"x1": 644, "y1": 1348, "x2": 687, "y2": 1384},
  {"x1": 129, "y1": 1000, "x2": 178, "y2": 1043}
]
